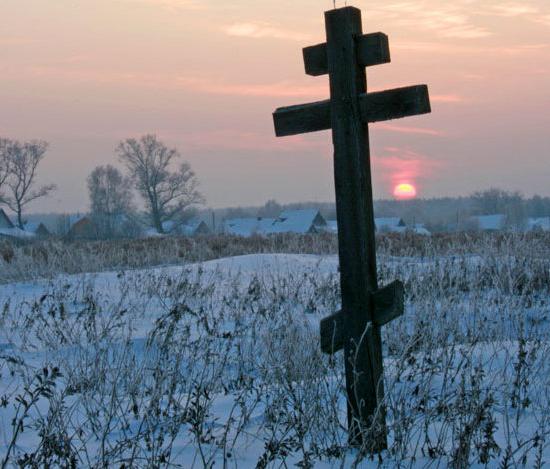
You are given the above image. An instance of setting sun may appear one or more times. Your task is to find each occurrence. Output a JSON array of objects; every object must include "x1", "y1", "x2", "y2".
[{"x1": 393, "y1": 183, "x2": 417, "y2": 199}]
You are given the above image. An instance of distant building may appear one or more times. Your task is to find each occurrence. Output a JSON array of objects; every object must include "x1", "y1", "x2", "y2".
[
  {"x1": 223, "y1": 217, "x2": 276, "y2": 237},
  {"x1": 471, "y1": 214, "x2": 506, "y2": 232},
  {"x1": 269, "y1": 209, "x2": 327, "y2": 234},
  {"x1": 326, "y1": 220, "x2": 338, "y2": 233},
  {"x1": 312, "y1": 217, "x2": 430, "y2": 235},
  {"x1": 410, "y1": 224, "x2": 431, "y2": 236},
  {"x1": 375, "y1": 217, "x2": 406, "y2": 233},
  {"x1": 527, "y1": 217, "x2": 550, "y2": 232},
  {"x1": 223, "y1": 210, "x2": 328, "y2": 237},
  {"x1": 67, "y1": 217, "x2": 100, "y2": 240},
  {"x1": 0, "y1": 209, "x2": 35, "y2": 240},
  {"x1": 24, "y1": 222, "x2": 51, "y2": 238},
  {"x1": 0, "y1": 209, "x2": 14, "y2": 230},
  {"x1": 181, "y1": 219, "x2": 211, "y2": 236}
]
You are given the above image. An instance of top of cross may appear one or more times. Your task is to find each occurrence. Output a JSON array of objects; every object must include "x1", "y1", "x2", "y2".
[{"x1": 273, "y1": 6, "x2": 430, "y2": 138}]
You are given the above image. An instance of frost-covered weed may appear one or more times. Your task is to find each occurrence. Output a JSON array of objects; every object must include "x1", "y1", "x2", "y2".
[{"x1": 0, "y1": 233, "x2": 549, "y2": 467}]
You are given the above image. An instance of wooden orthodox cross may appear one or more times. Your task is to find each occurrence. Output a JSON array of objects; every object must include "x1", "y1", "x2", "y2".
[{"x1": 272, "y1": 6, "x2": 431, "y2": 451}]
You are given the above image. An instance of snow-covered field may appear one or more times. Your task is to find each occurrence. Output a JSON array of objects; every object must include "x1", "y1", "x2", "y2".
[{"x1": 1, "y1": 250, "x2": 549, "y2": 467}]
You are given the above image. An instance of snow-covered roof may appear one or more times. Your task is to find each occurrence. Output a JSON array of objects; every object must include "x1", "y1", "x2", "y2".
[
  {"x1": 269, "y1": 209, "x2": 326, "y2": 234},
  {"x1": 23, "y1": 221, "x2": 50, "y2": 235},
  {"x1": 411, "y1": 224, "x2": 431, "y2": 236},
  {"x1": 473, "y1": 214, "x2": 506, "y2": 231},
  {"x1": 0, "y1": 227, "x2": 35, "y2": 239},
  {"x1": 224, "y1": 217, "x2": 275, "y2": 237},
  {"x1": 0, "y1": 209, "x2": 14, "y2": 229},
  {"x1": 528, "y1": 217, "x2": 550, "y2": 231},
  {"x1": 68, "y1": 214, "x2": 88, "y2": 227},
  {"x1": 375, "y1": 217, "x2": 405, "y2": 230},
  {"x1": 326, "y1": 220, "x2": 338, "y2": 233},
  {"x1": 180, "y1": 219, "x2": 210, "y2": 236}
]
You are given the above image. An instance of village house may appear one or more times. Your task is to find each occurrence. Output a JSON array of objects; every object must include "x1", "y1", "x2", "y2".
[
  {"x1": 223, "y1": 209, "x2": 328, "y2": 237},
  {"x1": 527, "y1": 217, "x2": 550, "y2": 232},
  {"x1": 328, "y1": 217, "x2": 430, "y2": 235},
  {"x1": 24, "y1": 221, "x2": 51, "y2": 238},
  {"x1": 470, "y1": 214, "x2": 506, "y2": 232},
  {"x1": 223, "y1": 217, "x2": 276, "y2": 237},
  {"x1": 269, "y1": 209, "x2": 327, "y2": 234},
  {"x1": 375, "y1": 217, "x2": 406, "y2": 233},
  {"x1": 67, "y1": 216, "x2": 100, "y2": 240},
  {"x1": 0, "y1": 209, "x2": 35, "y2": 240}
]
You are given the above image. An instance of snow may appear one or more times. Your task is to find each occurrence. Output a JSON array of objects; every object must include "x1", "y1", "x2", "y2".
[
  {"x1": 473, "y1": 214, "x2": 506, "y2": 231},
  {"x1": 0, "y1": 252, "x2": 548, "y2": 467},
  {"x1": 224, "y1": 217, "x2": 276, "y2": 236},
  {"x1": 0, "y1": 227, "x2": 35, "y2": 239},
  {"x1": 528, "y1": 217, "x2": 550, "y2": 231},
  {"x1": 269, "y1": 209, "x2": 325, "y2": 234}
]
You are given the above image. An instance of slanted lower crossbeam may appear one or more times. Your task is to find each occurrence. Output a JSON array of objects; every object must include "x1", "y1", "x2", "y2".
[{"x1": 320, "y1": 280, "x2": 404, "y2": 354}]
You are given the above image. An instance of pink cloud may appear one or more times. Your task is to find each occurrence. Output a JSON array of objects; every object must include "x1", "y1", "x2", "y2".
[
  {"x1": 375, "y1": 123, "x2": 445, "y2": 136},
  {"x1": 24, "y1": 65, "x2": 327, "y2": 99},
  {"x1": 224, "y1": 22, "x2": 311, "y2": 42},
  {"x1": 373, "y1": 147, "x2": 442, "y2": 195},
  {"x1": 179, "y1": 129, "x2": 325, "y2": 153},
  {"x1": 430, "y1": 94, "x2": 464, "y2": 103},
  {"x1": 180, "y1": 79, "x2": 327, "y2": 98}
]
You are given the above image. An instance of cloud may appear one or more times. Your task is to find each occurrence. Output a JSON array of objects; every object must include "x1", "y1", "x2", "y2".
[
  {"x1": 535, "y1": 14, "x2": 550, "y2": 27},
  {"x1": 376, "y1": 124, "x2": 445, "y2": 136},
  {"x1": 393, "y1": 41, "x2": 549, "y2": 56},
  {"x1": 25, "y1": 64, "x2": 327, "y2": 99},
  {"x1": 180, "y1": 129, "x2": 324, "y2": 152},
  {"x1": 490, "y1": 3, "x2": 539, "y2": 17},
  {"x1": 369, "y1": 1, "x2": 492, "y2": 39},
  {"x1": 115, "y1": 0, "x2": 205, "y2": 10},
  {"x1": 430, "y1": 94, "x2": 464, "y2": 103},
  {"x1": 0, "y1": 36, "x2": 37, "y2": 46},
  {"x1": 373, "y1": 146, "x2": 442, "y2": 192},
  {"x1": 224, "y1": 22, "x2": 311, "y2": 42},
  {"x1": 181, "y1": 79, "x2": 326, "y2": 98}
]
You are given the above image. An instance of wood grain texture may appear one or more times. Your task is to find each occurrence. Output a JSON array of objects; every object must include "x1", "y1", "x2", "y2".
[
  {"x1": 303, "y1": 32, "x2": 390, "y2": 76},
  {"x1": 320, "y1": 280, "x2": 405, "y2": 354},
  {"x1": 273, "y1": 99, "x2": 330, "y2": 137},
  {"x1": 324, "y1": 6, "x2": 387, "y2": 450},
  {"x1": 272, "y1": 86, "x2": 430, "y2": 137},
  {"x1": 360, "y1": 85, "x2": 431, "y2": 123}
]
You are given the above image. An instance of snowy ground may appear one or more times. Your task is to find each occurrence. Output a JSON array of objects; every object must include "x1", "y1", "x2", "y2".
[{"x1": 1, "y1": 252, "x2": 549, "y2": 467}]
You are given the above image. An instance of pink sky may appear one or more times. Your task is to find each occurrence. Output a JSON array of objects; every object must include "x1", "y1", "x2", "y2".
[{"x1": 1, "y1": 0, "x2": 549, "y2": 212}]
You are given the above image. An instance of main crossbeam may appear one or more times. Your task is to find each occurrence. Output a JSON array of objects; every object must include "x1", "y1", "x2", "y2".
[{"x1": 273, "y1": 85, "x2": 430, "y2": 137}]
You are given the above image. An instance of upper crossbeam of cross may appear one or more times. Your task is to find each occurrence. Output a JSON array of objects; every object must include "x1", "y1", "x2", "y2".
[{"x1": 274, "y1": 33, "x2": 430, "y2": 138}]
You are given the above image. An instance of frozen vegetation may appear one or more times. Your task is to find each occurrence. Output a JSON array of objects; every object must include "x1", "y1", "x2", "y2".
[{"x1": 0, "y1": 233, "x2": 549, "y2": 467}]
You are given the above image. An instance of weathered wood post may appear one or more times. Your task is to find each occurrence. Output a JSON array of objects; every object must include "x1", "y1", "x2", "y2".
[{"x1": 272, "y1": 6, "x2": 431, "y2": 451}]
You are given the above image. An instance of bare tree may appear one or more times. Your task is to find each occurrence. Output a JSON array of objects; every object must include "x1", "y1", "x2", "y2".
[
  {"x1": 117, "y1": 135, "x2": 204, "y2": 233},
  {"x1": 0, "y1": 140, "x2": 10, "y2": 195},
  {"x1": 0, "y1": 139, "x2": 56, "y2": 228},
  {"x1": 87, "y1": 165, "x2": 134, "y2": 238}
]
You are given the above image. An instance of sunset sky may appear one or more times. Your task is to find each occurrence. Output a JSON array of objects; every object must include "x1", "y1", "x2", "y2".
[{"x1": 1, "y1": 0, "x2": 549, "y2": 212}]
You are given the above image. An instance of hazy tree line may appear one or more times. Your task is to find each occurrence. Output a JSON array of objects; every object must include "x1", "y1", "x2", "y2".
[
  {"x1": 0, "y1": 135, "x2": 203, "y2": 237},
  {"x1": 214, "y1": 189, "x2": 550, "y2": 234},
  {"x1": 2, "y1": 135, "x2": 550, "y2": 237},
  {"x1": 0, "y1": 139, "x2": 56, "y2": 228}
]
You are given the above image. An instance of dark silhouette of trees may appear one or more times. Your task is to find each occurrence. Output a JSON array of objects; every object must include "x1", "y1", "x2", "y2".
[
  {"x1": 117, "y1": 135, "x2": 204, "y2": 233},
  {"x1": 0, "y1": 139, "x2": 56, "y2": 228}
]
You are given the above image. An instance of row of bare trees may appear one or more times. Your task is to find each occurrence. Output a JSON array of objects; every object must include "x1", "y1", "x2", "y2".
[
  {"x1": 88, "y1": 134, "x2": 204, "y2": 236},
  {"x1": 0, "y1": 135, "x2": 203, "y2": 236},
  {"x1": 0, "y1": 139, "x2": 56, "y2": 228}
]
